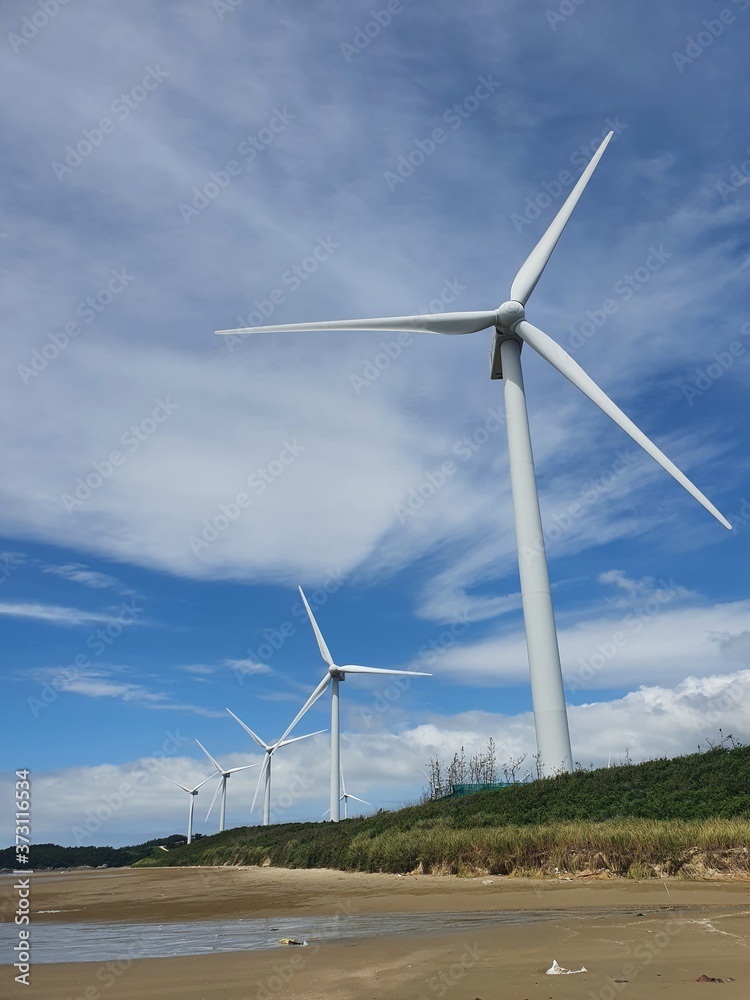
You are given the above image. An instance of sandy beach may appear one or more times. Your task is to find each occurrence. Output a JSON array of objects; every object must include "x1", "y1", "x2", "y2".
[{"x1": 8, "y1": 867, "x2": 750, "y2": 999}]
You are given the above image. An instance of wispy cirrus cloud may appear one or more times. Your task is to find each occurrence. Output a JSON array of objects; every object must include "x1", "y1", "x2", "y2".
[
  {"x1": 30, "y1": 665, "x2": 224, "y2": 717},
  {"x1": 0, "y1": 600, "x2": 140, "y2": 627},
  {"x1": 41, "y1": 562, "x2": 126, "y2": 591}
]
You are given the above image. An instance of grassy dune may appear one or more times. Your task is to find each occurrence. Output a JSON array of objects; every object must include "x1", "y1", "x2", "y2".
[{"x1": 136, "y1": 746, "x2": 750, "y2": 877}]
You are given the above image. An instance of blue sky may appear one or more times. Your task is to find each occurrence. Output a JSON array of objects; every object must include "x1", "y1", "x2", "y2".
[{"x1": 1, "y1": 0, "x2": 749, "y2": 847}]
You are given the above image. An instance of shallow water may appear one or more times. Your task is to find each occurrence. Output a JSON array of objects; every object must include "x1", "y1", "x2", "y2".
[{"x1": 0, "y1": 909, "x2": 587, "y2": 964}]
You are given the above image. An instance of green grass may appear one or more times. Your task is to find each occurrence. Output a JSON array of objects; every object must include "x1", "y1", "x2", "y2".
[{"x1": 135, "y1": 745, "x2": 750, "y2": 877}]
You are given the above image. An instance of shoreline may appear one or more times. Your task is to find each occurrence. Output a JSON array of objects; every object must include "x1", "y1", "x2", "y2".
[{"x1": 10, "y1": 868, "x2": 750, "y2": 999}]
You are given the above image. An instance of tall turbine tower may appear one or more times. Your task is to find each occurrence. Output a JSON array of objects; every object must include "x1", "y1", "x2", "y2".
[
  {"x1": 215, "y1": 132, "x2": 730, "y2": 775},
  {"x1": 279, "y1": 587, "x2": 431, "y2": 821}
]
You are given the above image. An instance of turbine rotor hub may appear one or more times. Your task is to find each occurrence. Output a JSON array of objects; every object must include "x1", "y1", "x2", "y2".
[{"x1": 496, "y1": 300, "x2": 525, "y2": 332}]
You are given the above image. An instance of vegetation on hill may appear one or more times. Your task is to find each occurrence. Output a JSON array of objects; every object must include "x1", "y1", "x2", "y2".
[{"x1": 135, "y1": 745, "x2": 750, "y2": 878}]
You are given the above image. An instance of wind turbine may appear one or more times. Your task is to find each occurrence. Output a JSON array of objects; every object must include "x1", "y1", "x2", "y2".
[
  {"x1": 215, "y1": 132, "x2": 731, "y2": 777},
  {"x1": 226, "y1": 709, "x2": 325, "y2": 826},
  {"x1": 162, "y1": 772, "x2": 216, "y2": 844},
  {"x1": 276, "y1": 587, "x2": 431, "y2": 822},
  {"x1": 195, "y1": 740, "x2": 260, "y2": 833},
  {"x1": 323, "y1": 767, "x2": 372, "y2": 819}
]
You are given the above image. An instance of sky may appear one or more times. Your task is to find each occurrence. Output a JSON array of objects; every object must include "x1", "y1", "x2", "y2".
[{"x1": 1, "y1": 0, "x2": 749, "y2": 848}]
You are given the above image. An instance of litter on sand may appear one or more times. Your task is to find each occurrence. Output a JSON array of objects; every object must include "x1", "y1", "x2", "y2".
[
  {"x1": 696, "y1": 974, "x2": 735, "y2": 983},
  {"x1": 546, "y1": 959, "x2": 588, "y2": 975},
  {"x1": 277, "y1": 938, "x2": 308, "y2": 947}
]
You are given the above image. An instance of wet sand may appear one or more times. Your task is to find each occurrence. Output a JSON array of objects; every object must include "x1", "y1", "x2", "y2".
[{"x1": 11, "y1": 867, "x2": 750, "y2": 998}]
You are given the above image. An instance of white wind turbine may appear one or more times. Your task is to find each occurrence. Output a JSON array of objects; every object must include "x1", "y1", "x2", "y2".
[
  {"x1": 226, "y1": 709, "x2": 325, "y2": 826},
  {"x1": 277, "y1": 587, "x2": 431, "y2": 822},
  {"x1": 162, "y1": 772, "x2": 216, "y2": 844},
  {"x1": 215, "y1": 132, "x2": 731, "y2": 776},
  {"x1": 322, "y1": 767, "x2": 372, "y2": 820},
  {"x1": 195, "y1": 739, "x2": 260, "y2": 833}
]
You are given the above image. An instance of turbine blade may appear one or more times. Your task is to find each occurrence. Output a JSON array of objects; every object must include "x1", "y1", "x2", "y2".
[
  {"x1": 342, "y1": 664, "x2": 432, "y2": 676},
  {"x1": 162, "y1": 775, "x2": 191, "y2": 794},
  {"x1": 515, "y1": 319, "x2": 731, "y2": 529},
  {"x1": 277, "y1": 729, "x2": 326, "y2": 749},
  {"x1": 195, "y1": 739, "x2": 223, "y2": 773},
  {"x1": 276, "y1": 675, "x2": 331, "y2": 744},
  {"x1": 226, "y1": 763, "x2": 262, "y2": 775},
  {"x1": 250, "y1": 759, "x2": 269, "y2": 814},
  {"x1": 226, "y1": 708, "x2": 270, "y2": 750},
  {"x1": 193, "y1": 771, "x2": 219, "y2": 792},
  {"x1": 215, "y1": 311, "x2": 497, "y2": 338},
  {"x1": 347, "y1": 795, "x2": 372, "y2": 806},
  {"x1": 510, "y1": 132, "x2": 613, "y2": 306},
  {"x1": 205, "y1": 777, "x2": 222, "y2": 821},
  {"x1": 298, "y1": 587, "x2": 334, "y2": 666}
]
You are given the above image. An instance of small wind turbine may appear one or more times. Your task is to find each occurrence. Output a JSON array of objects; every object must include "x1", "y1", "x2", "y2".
[
  {"x1": 226, "y1": 709, "x2": 325, "y2": 826},
  {"x1": 195, "y1": 740, "x2": 260, "y2": 833},
  {"x1": 322, "y1": 767, "x2": 372, "y2": 819},
  {"x1": 278, "y1": 587, "x2": 431, "y2": 822},
  {"x1": 215, "y1": 132, "x2": 731, "y2": 777},
  {"x1": 162, "y1": 772, "x2": 216, "y2": 844}
]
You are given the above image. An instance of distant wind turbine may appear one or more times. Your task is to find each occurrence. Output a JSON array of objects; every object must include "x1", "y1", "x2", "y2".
[
  {"x1": 162, "y1": 772, "x2": 216, "y2": 844},
  {"x1": 322, "y1": 767, "x2": 372, "y2": 820},
  {"x1": 195, "y1": 739, "x2": 260, "y2": 832},
  {"x1": 226, "y1": 709, "x2": 325, "y2": 826},
  {"x1": 215, "y1": 131, "x2": 730, "y2": 776},
  {"x1": 278, "y1": 587, "x2": 431, "y2": 822}
]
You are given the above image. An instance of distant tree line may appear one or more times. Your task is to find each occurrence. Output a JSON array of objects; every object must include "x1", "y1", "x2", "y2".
[{"x1": 0, "y1": 835, "x2": 186, "y2": 871}]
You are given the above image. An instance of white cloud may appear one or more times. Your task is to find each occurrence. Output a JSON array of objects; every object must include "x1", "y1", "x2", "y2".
[
  {"x1": 0, "y1": 601, "x2": 138, "y2": 627},
  {"x1": 41, "y1": 563, "x2": 124, "y2": 591}
]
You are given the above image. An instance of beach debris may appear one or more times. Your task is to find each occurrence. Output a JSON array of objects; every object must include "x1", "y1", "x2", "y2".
[
  {"x1": 545, "y1": 959, "x2": 587, "y2": 975},
  {"x1": 696, "y1": 974, "x2": 735, "y2": 983},
  {"x1": 481, "y1": 879, "x2": 494, "y2": 884},
  {"x1": 278, "y1": 937, "x2": 308, "y2": 947}
]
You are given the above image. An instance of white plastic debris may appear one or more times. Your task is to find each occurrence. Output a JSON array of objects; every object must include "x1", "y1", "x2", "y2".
[{"x1": 546, "y1": 959, "x2": 587, "y2": 975}]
